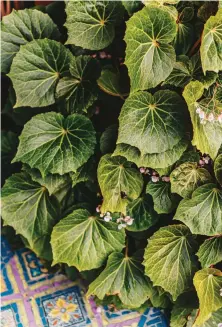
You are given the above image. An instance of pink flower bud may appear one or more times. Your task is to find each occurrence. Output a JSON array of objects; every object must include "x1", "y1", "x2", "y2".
[
  {"x1": 152, "y1": 176, "x2": 159, "y2": 183},
  {"x1": 140, "y1": 167, "x2": 145, "y2": 173}
]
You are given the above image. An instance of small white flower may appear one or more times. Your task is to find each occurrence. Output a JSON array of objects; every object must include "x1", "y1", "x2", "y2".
[
  {"x1": 118, "y1": 223, "x2": 126, "y2": 230},
  {"x1": 218, "y1": 114, "x2": 222, "y2": 123},
  {"x1": 140, "y1": 167, "x2": 145, "y2": 173},
  {"x1": 96, "y1": 205, "x2": 101, "y2": 213},
  {"x1": 99, "y1": 51, "x2": 106, "y2": 59},
  {"x1": 199, "y1": 159, "x2": 205, "y2": 166},
  {"x1": 96, "y1": 307, "x2": 102, "y2": 313},
  {"x1": 162, "y1": 176, "x2": 170, "y2": 182},
  {"x1": 126, "y1": 218, "x2": 134, "y2": 226},
  {"x1": 100, "y1": 213, "x2": 104, "y2": 217},
  {"x1": 106, "y1": 212, "x2": 111, "y2": 216},
  {"x1": 208, "y1": 113, "x2": 214, "y2": 122},
  {"x1": 196, "y1": 107, "x2": 201, "y2": 114},
  {"x1": 199, "y1": 110, "x2": 205, "y2": 119},
  {"x1": 151, "y1": 176, "x2": 159, "y2": 183},
  {"x1": 117, "y1": 217, "x2": 123, "y2": 223},
  {"x1": 217, "y1": 323, "x2": 222, "y2": 327},
  {"x1": 203, "y1": 156, "x2": 210, "y2": 164}
]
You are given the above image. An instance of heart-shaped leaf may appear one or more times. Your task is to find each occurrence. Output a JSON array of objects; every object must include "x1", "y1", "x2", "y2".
[
  {"x1": 13, "y1": 112, "x2": 96, "y2": 176},
  {"x1": 197, "y1": 236, "x2": 222, "y2": 268},
  {"x1": 51, "y1": 209, "x2": 125, "y2": 271},
  {"x1": 170, "y1": 162, "x2": 213, "y2": 199},
  {"x1": 214, "y1": 154, "x2": 222, "y2": 185},
  {"x1": 193, "y1": 268, "x2": 222, "y2": 326},
  {"x1": 1, "y1": 172, "x2": 59, "y2": 247},
  {"x1": 117, "y1": 90, "x2": 186, "y2": 154},
  {"x1": 174, "y1": 183, "x2": 222, "y2": 236},
  {"x1": 8, "y1": 39, "x2": 72, "y2": 108},
  {"x1": 200, "y1": 9, "x2": 222, "y2": 73},
  {"x1": 126, "y1": 195, "x2": 159, "y2": 231},
  {"x1": 1, "y1": 9, "x2": 60, "y2": 73},
  {"x1": 87, "y1": 252, "x2": 152, "y2": 307},
  {"x1": 65, "y1": 0, "x2": 124, "y2": 50},
  {"x1": 114, "y1": 139, "x2": 188, "y2": 171},
  {"x1": 146, "y1": 180, "x2": 180, "y2": 214},
  {"x1": 100, "y1": 124, "x2": 118, "y2": 155},
  {"x1": 143, "y1": 225, "x2": 198, "y2": 301},
  {"x1": 124, "y1": 5, "x2": 177, "y2": 91},
  {"x1": 183, "y1": 81, "x2": 222, "y2": 159},
  {"x1": 98, "y1": 154, "x2": 143, "y2": 214},
  {"x1": 56, "y1": 55, "x2": 101, "y2": 113}
]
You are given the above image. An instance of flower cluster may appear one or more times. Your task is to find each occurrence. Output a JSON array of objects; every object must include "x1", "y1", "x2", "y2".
[
  {"x1": 199, "y1": 155, "x2": 210, "y2": 167},
  {"x1": 195, "y1": 102, "x2": 222, "y2": 124},
  {"x1": 117, "y1": 216, "x2": 134, "y2": 229},
  {"x1": 139, "y1": 167, "x2": 170, "y2": 183}
]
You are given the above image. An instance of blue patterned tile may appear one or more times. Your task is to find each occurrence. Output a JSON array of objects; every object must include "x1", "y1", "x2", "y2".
[
  {"x1": 1, "y1": 266, "x2": 13, "y2": 297},
  {"x1": 1, "y1": 236, "x2": 13, "y2": 269},
  {"x1": 36, "y1": 285, "x2": 91, "y2": 327},
  {"x1": 138, "y1": 308, "x2": 168, "y2": 327}
]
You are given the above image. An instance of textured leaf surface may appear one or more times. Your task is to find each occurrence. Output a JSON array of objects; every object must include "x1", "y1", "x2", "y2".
[
  {"x1": 117, "y1": 90, "x2": 186, "y2": 154},
  {"x1": 1, "y1": 9, "x2": 60, "y2": 73},
  {"x1": 126, "y1": 195, "x2": 159, "y2": 231},
  {"x1": 174, "y1": 184, "x2": 222, "y2": 236},
  {"x1": 173, "y1": 22, "x2": 194, "y2": 55},
  {"x1": 8, "y1": 39, "x2": 71, "y2": 108},
  {"x1": 146, "y1": 181, "x2": 179, "y2": 214},
  {"x1": 2, "y1": 131, "x2": 18, "y2": 166},
  {"x1": 98, "y1": 154, "x2": 143, "y2": 214},
  {"x1": 170, "y1": 162, "x2": 213, "y2": 199},
  {"x1": 65, "y1": 1, "x2": 124, "y2": 50},
  {"x1": 97, "y1": 68, "x2": 129, "y2": 98},
  {"x1": 1, "y1": 172, "x2": 59, "y2": 247},
  {"x1": 87, "y1": 252, "x2": 151, "y2": 307},
  {"x1": 193, "y1": 268, "x2": 222, "y2": 326},
  {"x1": 51, "y1": 209, "x2": 125, "y2": 271},
  {"x1": 183, "y1": 81, "x2": 222, "y2": 159},
  {"x1": 100, "y1": 124, "x2": 118, "y2": 155},
  {"x1": 198, "y1": 308, "x2": 222, "y2": 327},
  {"x1": 70, "y1": 157, "x2": 96, "y2": 188},
  {"x1": 13, "y1": 112, "x2": 96, "y2": 176},
  {"x1": 22, "y1": 235, "x2": 53, "y2": 261},
  {"x1": 124, "y1": 6, "x2": 177, "y2": 91},
  {"x1": 200, "y1": 9, "x2": 222, "y2": 73},
  {"x1": 56, "y1": 55, "x2": 101, "y2": 113},
  {"x1": 143, "y1": 225, "x2": 198, "y2": 301},
  {"x1": 197, "y1": 237, "x2": 222, "y2": 268},
  {"x1": 214, "y1": 154, "x2": 222, "y2": 185},
  {"x1": 122, "y1": 0, "x2": 142, "y2": 15},
  {"x1": 114, "y1": 139, "x2": 188, "y2": 170}
]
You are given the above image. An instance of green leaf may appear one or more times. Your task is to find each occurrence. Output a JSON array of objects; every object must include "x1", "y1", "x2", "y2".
[
  {"x1": 122, "y1": 1, "x2": 143, "y2": 16},
  {"x1": 23, "y1": 165, "x2": 71, "y2": 196},
  {"x1": 2, "y1": 131, "x2": 18, "y2": 166},
  {"x1": 98, "y1": 154, "x2": 143, "y2": 214},
  {"x1": 97, "y1": 67, "x2": 129, "y2": 98},
  {"x1": 198, "y1": 308, "x2": 222, "y2": 327},
  {"x1": 51, "y1": 209, "x2": 125, "y2": 271},
  {"x1": 100, "y1": 124, "x2": 118, "y2": 155},
  {"x1": 65, "y1": 1, "x2": 124, "y2": 50},
  {"x1": 126, "y1": 195, "x2": 159, "y2": 231},
  {"x1": 183, "y1": 81, "x2": 222, "y2": 159},
  {"x1": 197, "y1": 236, "x2": 222, "y2": 268},
  {"x1": 143, "y1": 225, "x2": 198, "y2": 301},
  {"x1": 193, "y1": 268, "x2": 222, "y2": 326},
  {"x1": 117, "y1": 90, "x2": 186, "y2": 154},
  {"x1": 70, "y1": 157, "x2": 96, "y2": 188},
  {"x1": 22, "y1": 235, "x2": 53, "y2": 261},
  {"x1": 197, "y1": 2, "x2": 218, "y2": 23},
  {"x1": 149, "y1": 286, "x2": 171, "y2": 309},
  {"x1": 177, "y1": 150, "x2": 201, "y2": 166},
  {"x1": 170, "y1": 162, "x2": 213, "y2": 199},
  {"x1": 124, "y1": 5, "x2": 177, "y2": 91},
  {"x1": 8, "y1": 39, "x2": 72, "y2": 108},
  {"x1": 174, "y1": 184, "x2": 222, "y2": 236},
  {"x1": 87, "y1": 252, "x2": 152, "y2": 308},
  {"x1": 1, "y1": 8, "x2": 60, "y2": 73},
  {"x1": 173, "y1": 23, "x2": 194, "y2": 55},
  {"x1": 56, "y1": 55, "x2": 101, "y2": 113},
  {"x1": 214, "y1": 154, "x2": 222, "y2": 185},
  {"x1": 114, "y1": 139, "x2": 188, "y2": 170},
  {"x1": 13, "y1": 112, "x2": 96, "y2": 176},
  {"x1": 146, "y1": 181, "x2": 179, "y2": 214},
  {"x1": 165, "y1": 53, "x2": 217, "y2": 88},
  {"x1": 1, "y1": 172, "x2": 59, "y2": 247},
  {"x1": 200, "y1": 9, "x2": 222, "y2": 74}
]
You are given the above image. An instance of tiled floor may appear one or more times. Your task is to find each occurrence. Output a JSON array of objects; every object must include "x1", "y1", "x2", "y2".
[{"x1": 1, "y1": 236, "x2": 168, "y2": 327}]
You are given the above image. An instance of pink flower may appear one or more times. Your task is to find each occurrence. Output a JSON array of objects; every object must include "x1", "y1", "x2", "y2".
[{"x1": 151, "y1": 176, "x2": 159, "y2": 183}]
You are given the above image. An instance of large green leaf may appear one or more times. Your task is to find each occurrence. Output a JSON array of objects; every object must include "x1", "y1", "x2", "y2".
[
  {"x1": 2, "y1": 131, "x2": 18, "y2": 166},
  {"x1": 170, "y1": 162, "x2": 213, "y2": 199},
  {"x1": 51, "y1": 209, "x2": 125, "y2": 271},
  {"x1": 97, "y1": 154, "x2": 143, "y2": 214},
  {"x1": 117, "y1": 90, "x2": 186, "y2": 154},
  {"x1": 69, "y1": 157, "x2": 96, "y2": 188},
  {"x1": 197, "y1": 308, "x2": 222, "y2": 327},
  {"x1": 1, "y1": 172, "x2": 59, "y2": 247},
  {"x1": 122, "y1": 0, "x2": 143, "y2": 16},
  {"x1": 1, "y1": 8, "x2": 60, "y2": 73},
  {"x1": 87, "y1": 252, "x2": 152, "y2": 308},
  {"x1": 165, "y1": 53, "x2": 217, "y2": 88},
  {"x1": 13, "y1": 112, "x2": 96, "y2": 176},
  {"x1": 8, "y1": 39, "x2": 72, "y2": 108},
  {"x1": 100, "y1": 124, "x2": 118, "y2": 155},
  {"x1": 126, "y1": 195, "x2": 159, "y2": 231},
  {"x1": 56, "y1": 55, "x2": 101, "y2": 113},
  {"x1": 124, "y1": 6, "x2": 177, "y2": 91},
  {"x1": 193, "y1": 268, "x2": 222, "y2": 326},
  {"x1": 183, "y1": 81, "x2": 222, "y2": 159},
  {"x1": 197, "y1": 236, "x2": 222, "y2": 268},
  {"x1": 173, "y1": 23, "x2": 194, "y2": 55},
  {"x1": 214, "y1": 154, "x2": 222, "y2": 185},
  {"x1": 65, "y1": 1, "x2": 124, "y2": 50},
  {"x1": 114, "y1": 139, "x2": 188, "y2": 170},
  {"x1": 143, "y1": 225, "x2": 198, "y2": 301},
  {"x1": 200, "y1": 9, "x2": 222, "y2": 74},
  {"x1": 174, "y1": 184, "x2": 222, "y2": 236},
  {"x1": 146, "y1": 180, "x2": 179, "y2": 214}
]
